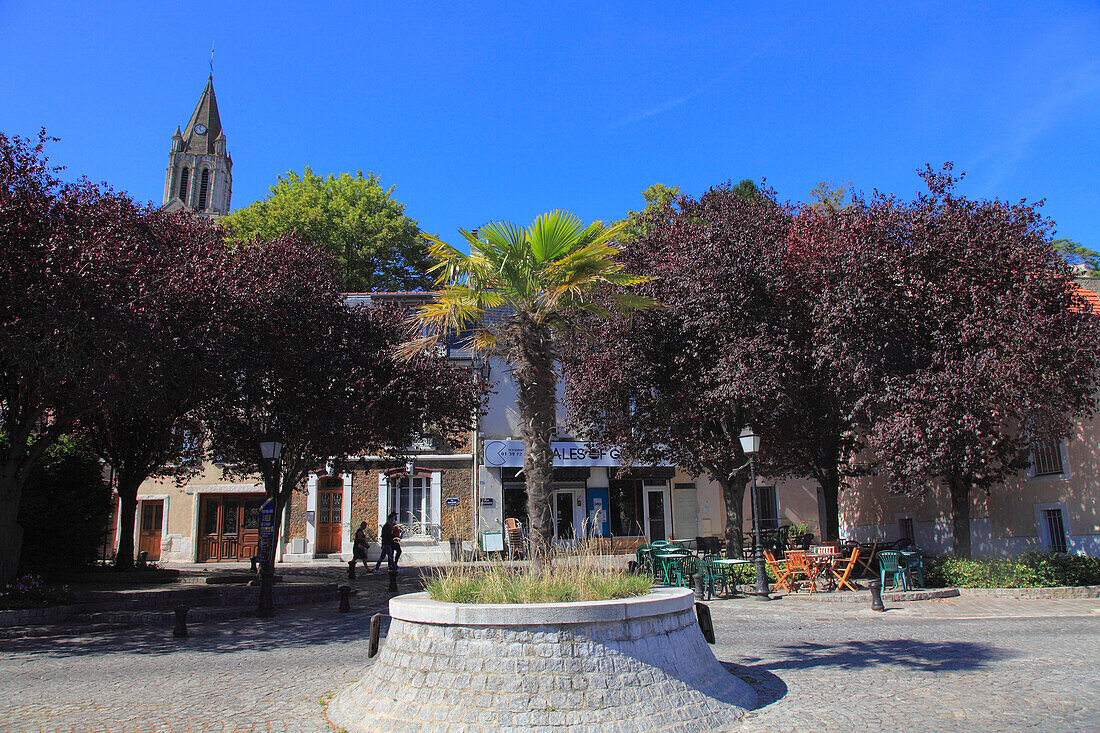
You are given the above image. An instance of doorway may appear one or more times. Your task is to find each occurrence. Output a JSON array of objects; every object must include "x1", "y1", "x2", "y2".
[
  {"x1": 138, "y1": 500, "x2": 163, "y2": 561},
  {"x1": 198, "y1": 494, "x2": 263, "y2": 561},
  {"x1": 316, "y1": 486, "x2": 343, "y2": 554},
  {"x1": 551, "y1": 486, "x2": 584, "y2": 541},
  {"x1": 643, "y1": 481, "x2": 672, "y2": 541}
]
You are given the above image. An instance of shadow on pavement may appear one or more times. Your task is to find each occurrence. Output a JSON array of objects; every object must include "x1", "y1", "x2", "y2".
[
  {"x1": 3, "y1": 594, "x2": 402, "y2": 659},
  {"x1": 723, "y1": 663, "x2": 788, "y2": 709}
]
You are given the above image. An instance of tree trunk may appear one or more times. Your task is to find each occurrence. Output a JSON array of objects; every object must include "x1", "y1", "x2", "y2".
[
  {"x1": 949, "y1": 473, "x2": 972, "y2": 559},
  {"x1": 513, "y1": 323, "x2": 557, "y2": 574},
  {"x1": 818, "y1": 466, "x2": 841, "y2": 542},
  {"x1": 114, "y1": 478, "x2": 140, "y2": 571},
  {"x1": 0, "y1": 495, "x2": 24, "y2": 586},
  {"x1": 718, "y1": 476, "x2": 747, "y2": 559}
]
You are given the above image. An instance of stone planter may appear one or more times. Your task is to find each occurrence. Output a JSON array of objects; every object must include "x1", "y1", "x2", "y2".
[{"x1": 328, "y1": 587, "x2": 756, "y2": 732}]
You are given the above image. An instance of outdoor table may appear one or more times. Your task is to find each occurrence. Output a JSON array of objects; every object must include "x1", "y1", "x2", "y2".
[
  {"x1": 805, "y1": 549, "x2": 839, "y2": 590},
  {"x1": 655, "y1": 552, "x2": 689, "y2": 585},
  {"x1": 709, "y1": 558, "x2": 750, "y2": 597}
]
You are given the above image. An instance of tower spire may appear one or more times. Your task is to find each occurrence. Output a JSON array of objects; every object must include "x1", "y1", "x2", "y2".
[{"x1": 210, "y1": 43, "x2": 214, "y2": 76}]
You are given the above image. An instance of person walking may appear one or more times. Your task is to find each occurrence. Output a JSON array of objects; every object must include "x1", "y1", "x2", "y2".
[
  {"x1": 352, "y1": 521, "x2": 370, "y2": 571},
  {"x1": 373, "y1": 512, "x2": 402, "y2": 573}
]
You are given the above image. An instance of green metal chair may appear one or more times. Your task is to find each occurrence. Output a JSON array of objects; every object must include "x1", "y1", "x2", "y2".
[
  {"x1": 900, "y1": 548, "x2": 925, "y2": 588},
  {"x1": 878, "y1": 550, "x2": 909, "y2": 590}
]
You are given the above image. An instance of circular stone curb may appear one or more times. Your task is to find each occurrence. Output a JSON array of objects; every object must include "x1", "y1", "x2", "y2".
[
  {"x1": 389, "y1": 586, "x2": 691, "y2": 626},
  {"x1": 329, "y1": 587, "x2": 757, "y2": 732}
]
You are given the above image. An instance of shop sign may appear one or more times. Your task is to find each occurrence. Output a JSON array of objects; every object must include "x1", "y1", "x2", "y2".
[
  {"x1": 258, "y1": 498, "x2": 275, "y2": 560},
  {"x1": 483, "y1": 440, "x2": 670, "y2": 468}
]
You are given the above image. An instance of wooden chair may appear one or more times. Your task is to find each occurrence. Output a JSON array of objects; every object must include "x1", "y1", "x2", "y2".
[
  {"x1": 855, "y1": 540, "x2": 879, "y2": 577},
  {"x1": 829, "y1": 547, "x2": 860, "y2": 592},
  {"x1": 784, "y1": 549, "x2": 819, "y2": 593},
  {"x1": 504, "y1": 518, "x2": 525, "y2": 560},
  {"x1": 763, "y1": 550, "x2": 793, "y2": 593}
]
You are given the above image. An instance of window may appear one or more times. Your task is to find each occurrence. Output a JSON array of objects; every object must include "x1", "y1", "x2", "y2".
[
  {"x1": 178, "y1": 167, "x2": 189, "y2": 201},
  {"x1": 198, "y1": 169, "x2": 210, "y2": 209},
  {"x1": 898, "y1": 517, "x2": 914, "y2": 542},
  {"x1": 1043, "y1": 508, "x2": 1068, "y2": 553},
  {"x1": 757, "y1": 485, "x2": 779, "y2": 529},
  {"x1": 1032, "y1": 439, "x2": 1065, "y2": 477},
  {"x1": 389, "y1": 475, "x2": 430, "y2": 526}
]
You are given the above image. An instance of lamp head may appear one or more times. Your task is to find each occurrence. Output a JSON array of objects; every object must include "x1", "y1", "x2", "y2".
[
  {"x1": 259, "y1": 438, "x2": 283, "y2": 460},
  {"x1": 739, "y1": 426, "x2": 761, "y2": 456}
]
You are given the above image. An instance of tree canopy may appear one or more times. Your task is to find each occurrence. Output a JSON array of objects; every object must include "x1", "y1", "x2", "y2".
[
  {"x1": 408, "y1": 211, "x2": 655, "y2": 568},
  {"x1": 563, "y1": 184, "x2": 799, "y2": 556},
  {"x1": 220, "y1": 168, "x2": 433, "y2": 292}
]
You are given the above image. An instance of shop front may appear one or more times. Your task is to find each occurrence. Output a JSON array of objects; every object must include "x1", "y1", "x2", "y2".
[
  {"x1": 481, "y1": 440, "x2": 681, "y2": 546},
  {"x1": 197, "y1": 493, "x2": 265, "y2": 562}
]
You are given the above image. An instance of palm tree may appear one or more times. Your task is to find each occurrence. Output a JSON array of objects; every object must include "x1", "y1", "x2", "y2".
[{"x1": 405, "y1": 211, "x2": 656, "y2": 570}]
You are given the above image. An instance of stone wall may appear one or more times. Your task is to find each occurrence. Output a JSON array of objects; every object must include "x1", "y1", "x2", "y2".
[{"x1": 329, "y1": 588, "x2": 755, "y2": 732}]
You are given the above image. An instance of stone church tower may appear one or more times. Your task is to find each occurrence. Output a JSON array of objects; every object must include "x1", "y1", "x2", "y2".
[{"x1": 162, "y1": 75, "x2": 232, "y2": 217}]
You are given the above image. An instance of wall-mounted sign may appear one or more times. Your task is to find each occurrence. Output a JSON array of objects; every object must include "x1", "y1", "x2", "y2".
[
  {"x1": 445, "y1": 497, "x2": 461, "y2": 507},
  {"x1": 482, "y1": 440, "x2": 671, "y2": 468},
  {"x1": 479, "y1": 497, "x2": 495, "y2": 507},
  {"x1": 305, "y1": 510, "x2": 315, "y2": 523}
]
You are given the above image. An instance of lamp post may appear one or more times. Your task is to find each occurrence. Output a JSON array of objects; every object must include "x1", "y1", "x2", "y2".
[
  {"x1": 740, "y1": 426, "x2": 770, "y2": 601},
  {"x1": 257, "y1": 436, "x2": 282, "y2": 618}
]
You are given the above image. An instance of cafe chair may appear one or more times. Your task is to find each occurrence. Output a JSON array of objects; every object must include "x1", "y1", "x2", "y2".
[
  {"x1": 878, "y1": 550, "x2": 909, "y2": 591},
  {"x1": 763, "y1": 550, "x2": 793, "y2": 594}
]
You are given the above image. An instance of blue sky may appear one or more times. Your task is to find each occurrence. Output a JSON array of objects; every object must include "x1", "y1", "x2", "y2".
[{"x1": 3, "y1": 1, "x2": 1098, "y2": 247}]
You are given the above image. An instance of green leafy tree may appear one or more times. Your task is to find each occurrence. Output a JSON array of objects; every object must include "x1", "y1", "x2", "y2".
[
  {"x1": 220, "y1": 168, "x2": 433, "y2": 292},
  {"x1": 405, "y1": 211, "x2": 656, "y2": 570},
  {"x1": 1052, "y1": 238, "x2": 1100, "y2": 277},
  {"x1": 810, "y1": 180, "x2": 852, "y2": 214}
]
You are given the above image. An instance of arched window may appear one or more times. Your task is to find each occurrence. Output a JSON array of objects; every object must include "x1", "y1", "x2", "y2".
[
  {"x1": 178, "y1": 167, "x2": 190, "y2": 202},
  {"x1": 198, "y1": 169, "x2": 210, "y2": 210}
]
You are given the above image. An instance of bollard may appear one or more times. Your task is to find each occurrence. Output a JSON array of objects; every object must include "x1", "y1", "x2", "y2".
[
  {"x1": 694, "y1": 572, "x2": 707, "y2": 600},
  {"x1": 387, "y1": 569, "x2": 398, "y2": 593},
  {"x1": 347, "y1": 560, "x2": 357, "y2": 580},
  {"x1": 869, "y1": 580, "x2": 885, "y2": 612},
  {"x1": 368, "y1": 613, "x2": 383, "y2": 658},
  {"x1": 338, "y1": 584, "x2": 351, "y2": 612},
  {"x1": 695, "y1": 602, "x2": 715, "y2": 644},
  {"x1": 250, "y1": 555, "x2": 259, "y2": 573},
  {"x1": 173, "y1": 604, "x2": 189, "y2": 638}
]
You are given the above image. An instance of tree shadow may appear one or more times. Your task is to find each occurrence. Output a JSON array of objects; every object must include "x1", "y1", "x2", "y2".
[{"x1": 721, "y1": 637, "x2": 1014, "y2": 710}]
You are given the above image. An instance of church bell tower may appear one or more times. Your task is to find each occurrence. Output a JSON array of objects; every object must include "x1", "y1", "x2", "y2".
[{"x1": 162, "y1": 75, "x2": 232, "y2": 217}]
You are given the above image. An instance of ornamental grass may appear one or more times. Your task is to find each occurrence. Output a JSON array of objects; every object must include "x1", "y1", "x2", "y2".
[{"x1": 426, "y1": 539, "x2": 652, "y2": 604}]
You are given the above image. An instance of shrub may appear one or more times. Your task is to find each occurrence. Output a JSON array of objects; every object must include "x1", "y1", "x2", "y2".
[
  {"x1": 925, "y1": 551, "x2": 1100, "y2": 588},
  {"x1": 16, "y1": 434, "x2": 112, "y2": 575},
  {"x1": 0, "y1": 573, "x2": 75, "y2": 609}
]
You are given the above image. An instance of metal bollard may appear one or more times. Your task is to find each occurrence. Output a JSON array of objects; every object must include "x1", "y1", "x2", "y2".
[
  {"x1": 338, "y1": 584, "x2": 351, "y2": 612},
  {"x1": 869, "y1": 580, "x2": 885, "y2": 612},
  {"x1": 250, "y1": 555, "x2": 259, "y2": 573},
  {"x1": 347, "y1": 560, "x2": 357, "y2": 580},
  {"x1": 387, "y1": 569, "x2": 398, "y2": 593},
  {"x1": 694, "y1": 572, "x2": 707, "y2": 600},
  {"x1": 173, "y1": 605, "x2": 189, "y2": 638}
]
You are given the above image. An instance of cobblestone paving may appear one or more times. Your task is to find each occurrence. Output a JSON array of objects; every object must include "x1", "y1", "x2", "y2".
[
  {"x1": 715, "y1": 595, "x2": 1100, "y2": 733},
  {"x1": 0, "y1": 592, "x2": 1096, "y2": 732}
]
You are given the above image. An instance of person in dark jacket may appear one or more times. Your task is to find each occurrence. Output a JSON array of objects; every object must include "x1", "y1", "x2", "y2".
[
  {"x1": 373, "y1": 512, "x2": 402, "y2": 573},
  {"x1": 352, "y1": 521, "x2": 370, "y2": 570}
]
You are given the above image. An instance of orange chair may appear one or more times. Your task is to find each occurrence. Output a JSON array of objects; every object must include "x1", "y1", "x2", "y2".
[
  {"x1": 829, "y1": 548, "x2": 861, "y2": 592},
  {"x1": 763, "y1": 550, "x2": 793, "y2": 593},
  {"x1": 784, "y1": 549, "x2": 820, "y2": 593}
]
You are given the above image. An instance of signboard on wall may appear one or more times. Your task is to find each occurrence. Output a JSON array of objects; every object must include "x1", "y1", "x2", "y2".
[
  {"x1": 483, "y1": 440, "x2": 671, "y2": 468},
  {"x1": 445, "y1": 497, "x2": 460, "y2": 507}
]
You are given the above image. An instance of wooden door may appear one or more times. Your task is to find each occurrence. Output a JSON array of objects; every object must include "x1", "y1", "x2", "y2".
[
  {"x1": 198, "y1": 495, "x2": 264, "y2": 561},
  {"x1": 138, "y1": 500, "x2": 163, "y2": 560},
  {"x1": 317, "y1": 489, "x2": 343, "y2": 554}
]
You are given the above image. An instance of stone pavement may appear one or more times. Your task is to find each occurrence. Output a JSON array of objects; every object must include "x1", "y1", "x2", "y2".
[{"x1": 0, "y1": 592, "x2": 1096, "y2": 732}]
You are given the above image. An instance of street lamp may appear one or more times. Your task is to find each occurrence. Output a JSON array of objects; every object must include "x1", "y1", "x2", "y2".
[
  {"x1": 257, "y1": 436, "x2": 282, "y2": 618},
  {"x1": 740, "y1": 426, "x2": 770, "y2": 601}
]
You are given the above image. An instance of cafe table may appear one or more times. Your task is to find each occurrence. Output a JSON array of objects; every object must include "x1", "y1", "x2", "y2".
[
  {"x1": 709, "y1": 558, "x2": 750, "y2": 596},
  {"x1": 654, "y1": 552, "x2": 690, "y2": 585}
]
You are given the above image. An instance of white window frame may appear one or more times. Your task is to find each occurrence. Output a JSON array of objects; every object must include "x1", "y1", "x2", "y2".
[
  {"x1": 379, "y1": 471, "x2": 441, "y2": 538},
  {"x1": 1034, "y1": 502, "x2": 1071, "y2": 553}
]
